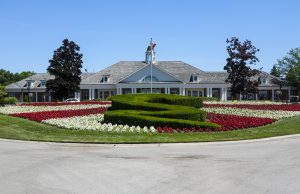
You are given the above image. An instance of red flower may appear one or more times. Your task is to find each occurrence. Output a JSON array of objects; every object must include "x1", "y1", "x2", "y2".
[
  {"x1": 20, "y1": 101, "x2": 111, "y2": 107},
  {"x1": 11, "y1": 107, "x2": 107, "y2": 122},
  {"x1": 156, "y1": 113, "x2": 275, "y2": 133}
]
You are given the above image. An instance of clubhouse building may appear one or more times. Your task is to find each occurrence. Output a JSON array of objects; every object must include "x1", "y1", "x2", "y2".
[{"x1": 5, "y1": 40, "x2": 296, "y2": 102}]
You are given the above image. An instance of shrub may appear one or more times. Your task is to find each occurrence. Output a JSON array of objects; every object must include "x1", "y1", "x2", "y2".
[
  {"x1": 104, "y1": 94, "x2": 220, "y2": 129},
  {"x1": 0, "y1": 97, "x2": 17, "y2": 105},
  {"x1": 200, "y1": 97, "x2": 219, "y2": 101}
]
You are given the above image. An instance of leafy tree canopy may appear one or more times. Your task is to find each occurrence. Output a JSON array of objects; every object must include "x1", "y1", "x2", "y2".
[
  {"x1": 0, "y1": 85, "x2": 7, "y2": 99},
  {"x1": 224, "y1": 37, "x2": 260, "y2": 100},
  {"x1": 270, "y1": 65, "x2": 281, "y2": 77},
  {"x1": 0, "y1": 69, "x2": 35, "y2": 86},
  {"x1": 276, "y1": 48, "x2": 300, "y2": 77},
  {"x1": 46, "y1": 39, "x2": 83, "y2": 101},
  {"x1": 275, "y1": 48, "x2": 300, "y2": 95}
]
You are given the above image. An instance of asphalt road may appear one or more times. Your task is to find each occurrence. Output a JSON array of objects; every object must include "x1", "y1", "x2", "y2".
[{"x1": 0, "y1": 135, "x2": 299, "y2": 194}]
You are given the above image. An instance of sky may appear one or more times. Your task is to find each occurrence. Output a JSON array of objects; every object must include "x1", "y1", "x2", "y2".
[{"x1": 0, "y1": 0, "x2": 299, "y2": 73}]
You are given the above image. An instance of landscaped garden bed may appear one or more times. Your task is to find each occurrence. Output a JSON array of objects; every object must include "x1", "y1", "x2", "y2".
[{"x1": 0, "y1": 94, "x2": 299, "y2": 135}]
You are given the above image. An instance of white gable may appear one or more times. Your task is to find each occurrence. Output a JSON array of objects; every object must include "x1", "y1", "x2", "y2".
[{"x1": 120, "y1": 64, "x2": 182, "y2": 83}]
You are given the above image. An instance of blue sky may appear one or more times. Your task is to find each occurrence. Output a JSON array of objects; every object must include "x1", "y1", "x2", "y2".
[{"x1": 0, "y1": 0, "x2": 299, "y2": 73}]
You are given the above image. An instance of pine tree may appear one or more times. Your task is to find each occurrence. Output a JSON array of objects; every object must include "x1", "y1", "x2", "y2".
[{"x1": 46, "y1": 39, "x2": 83, "y2": 101}]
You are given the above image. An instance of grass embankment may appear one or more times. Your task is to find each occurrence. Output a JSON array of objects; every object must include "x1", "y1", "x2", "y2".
[{"x1": 0, "y1": 114, "x2": 300, "y2": 143}]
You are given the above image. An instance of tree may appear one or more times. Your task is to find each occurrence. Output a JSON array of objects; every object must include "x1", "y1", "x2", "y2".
[
  {"x1": 286, "y1": 66, "x2": 300, "y2": 95},
  {"x1": 224, "y1": 37, "x2": 260, "y2": 100},
  {"x1": 0, "y1": 69, "x2": 34, "y2": 86},
  {"x1": 270, "y1": 65, "x2": 281, "y2": 77},
  {"x1": 276, "y1": 48, "x2": 300, "y2": 77},
  {"x1": 0, "y1": 85, "x2": 6, "y2": 99},
  {"x1": 275, "y1": 48, "x2": 300, "y2": 95},
  {"x1": 46, "y1": 39, "x2": 83, "y2": 101}
]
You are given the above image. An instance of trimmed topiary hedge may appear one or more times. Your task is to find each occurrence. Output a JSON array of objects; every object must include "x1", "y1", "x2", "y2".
[{"x1": 104, "y1": 94, "x2": 220, "y2": 130}]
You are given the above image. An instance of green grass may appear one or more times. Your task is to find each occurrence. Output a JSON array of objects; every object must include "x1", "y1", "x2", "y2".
[{"x1": 0, "y1": 114, "x2": 300, "y2": 143}]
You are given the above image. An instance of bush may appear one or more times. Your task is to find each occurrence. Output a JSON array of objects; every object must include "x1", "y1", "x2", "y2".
[
  {"x1": 200, "y1": 97, "x2": 219, "y2": 101},
  {"x1": 0, "y1": 97, "x2": 17, "y2": 105},
  {"x1": 104, "y1": 94, "x2": 220, "y2": 129}
]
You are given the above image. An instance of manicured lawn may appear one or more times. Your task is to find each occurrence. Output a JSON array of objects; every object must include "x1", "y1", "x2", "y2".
[{"x1": 0, "y1": 114, "x2": 300, "y2": 143}]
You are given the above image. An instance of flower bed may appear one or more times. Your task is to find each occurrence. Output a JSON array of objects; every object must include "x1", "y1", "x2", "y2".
[
  {"x1": 156, "y1": 113, "x2": 274, "y2": 133},
  {"x1": 2, "y1": 98, "x2": 300, "y2": 133},
  {"x1": 202, "y1": 107, "x2": 300, "y2": 120},
  {"x1": 0, "y1": 104, "x2": 110, "y2": 114},
  {"x1": 20, "y1": 101, "x2": 111, "y2": 106},
  {"x1": 206, "y1": 113, "x2": 275, "y2": 130},
  {"x1": 11, "y1": 107, "x2": 108, "y2": 122},
  {"x1": 43, "y1": 114, "x2": 157, "y2": 133},
  {"x1": 204, "y1": 103, "x2": 300, "y2": 111}
]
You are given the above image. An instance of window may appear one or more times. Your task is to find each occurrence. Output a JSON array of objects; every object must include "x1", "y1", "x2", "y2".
[
  {"x1": 38, "y1": 80, "x2": 46, "y2": 87},
  {"x1": 122, "y1": 88, "x2": 132, "y2": 94},
  {"x1": 190, "y1": 75, "x2": 198, "y2": 82},
  {"x1": 141, "y1": 75, "x2": 159, "y2": 83},
  {"x1": 100, "y1": 75, "x2": 109, "y2": 83},
  {"x1": 170, "y1": 88, "x2": 179, "y2": 94},
  {"x1": 260, "y1": 77, "x2": 268, "y2": 85},
  {"x1": 24, "y1": 81, "x2": 34, "y2": 88},
  {"x1": 192, "y1": 91, "x2": 199, "y2": 97}
]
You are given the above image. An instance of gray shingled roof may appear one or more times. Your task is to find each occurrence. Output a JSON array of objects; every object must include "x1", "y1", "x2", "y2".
[
  {"x1": 81, "y1": 61, "x2": 215, "y2": 84},
  {"x1": 5, "y1": 61, "x2": 283, "y2": 89},
  {"x1": 5, "y1": 73, "x2": 93, "y2": 89},
  {"x1": 201, "y1": 71, "x2": 228, "y2": 84},
  {"x1": 81, "y1": 61, "x2": 147, "y2": 84}
]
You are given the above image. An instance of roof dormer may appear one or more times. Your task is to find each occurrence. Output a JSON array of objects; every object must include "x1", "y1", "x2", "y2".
[
  {"x1": 100, "y1": 75, "x2": 110, "y2": 83},
  {"x1": 189, "y1": 74, "x2": 199, "y2": 83}
]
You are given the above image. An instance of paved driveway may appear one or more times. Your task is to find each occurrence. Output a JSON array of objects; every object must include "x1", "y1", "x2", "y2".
[{"x1": 0, "y1": 135, "x2": 299, "y2": 194}]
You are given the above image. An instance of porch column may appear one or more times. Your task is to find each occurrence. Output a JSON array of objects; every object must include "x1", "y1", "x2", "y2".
[
  {"x1": 78, "y1": 91, "x2": 81, "y2": 100},
  {"x1": 288, "y1": 87, "x2": 291, "y2": 102},
  {"x1": 208, "y1": 88, "x2": 212, "y2": 97},
  {"x1": 35, "y1": 92, "x2": 38, "y2": 102},
  {"x1": 166, "y1": 88, "x2": 170, "y2": 94},
  {"x1": 271, "y1": 89, "x2": 275, "y2": 101},
  {"x1": 92, "y1": 89, "x2": 95, "y2": 100},
  {"x1": 89, "y1": 88, "x2": 92, "y2": 100},
  {"x1": 255, "y1": 93, "x2": 258, "y2": 101},
  {"x1": 221, "y1": 88, "x2": 227, "y2": 101}
]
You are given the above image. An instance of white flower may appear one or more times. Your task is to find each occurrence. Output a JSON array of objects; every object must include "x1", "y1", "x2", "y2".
[
  {"x1": 0, "y1": 104, "x2": 110, "y2": 114},
  {"x1": 202, "y1": 107, "x2": 300, "y2": 119},
  {"x1": 42, "y1": 114, "x2": 158, "y2": 133}
]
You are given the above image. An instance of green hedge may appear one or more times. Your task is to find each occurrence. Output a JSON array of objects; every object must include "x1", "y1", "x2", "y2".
[
  {"x1": 104, "y1": 94, "x2": 220, "y2": 129},
  {"x1": 0, "y1": 97, "x2": 17, "y2": 106},
  {"x1": 200, "y1": 97, "x2": 219, "y2": 101}
]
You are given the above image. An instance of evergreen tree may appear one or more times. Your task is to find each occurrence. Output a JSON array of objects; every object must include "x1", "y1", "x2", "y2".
[
  {"x1": 224, "y1": 37, "x2": 260, "y2": 100},
  {"x1": 46, "y1": 39, "x2": 83, "y2": 100}
]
